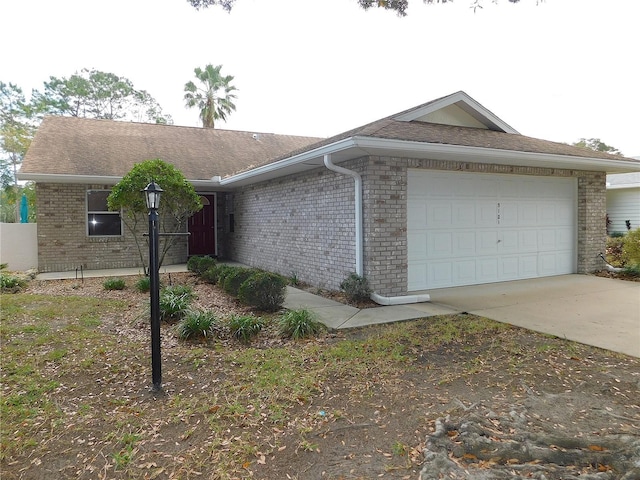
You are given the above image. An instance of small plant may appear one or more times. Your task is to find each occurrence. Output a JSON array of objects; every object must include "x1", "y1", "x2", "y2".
[
  {"x1": 159, "y1": 286, "x2": 194, "y2": 321},
  {"x1": 162, "y1": 284, "x2": 194, "y2": 299},
  {"x1": 238, "y1": 271, "x2": 288, "y2": 312},
  {"x1": 103, "y1": 278, "x2": 126, "y2": 290},
  {"x1": 391, "y1": 441, "x2": 408, "y2": 457},
  {"x1": 339, "y1": 273, "x2": 372, "y2": 302},
  {"x1": 289, "y1": 271, "x2": 300, "y2": 286},
  {"x1": 278, "y1": 308, "x2": 325, "y2": 339},
  {"x1": 177, "y1": 310, "x2": 217, "y2": 340},
  {"x1": 622, "y1": 227, "x2": 640, "y2": 267},
  {"x1": 0, "y1": 272, "x2": 26, "y2": 293},
  {"x1": 134, "y1": 276, "x2": 151, "y2": 293},
  {"x1": 228, "y1": 314, "x2": 264, "y2": 343},
  {"x1": 222, "y1": 268, "x2": 257, "y2": 296}
]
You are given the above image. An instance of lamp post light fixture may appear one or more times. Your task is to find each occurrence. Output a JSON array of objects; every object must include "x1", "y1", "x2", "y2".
[{"x1": 143, "y1": 181, "x2": 163, "y2": 391}]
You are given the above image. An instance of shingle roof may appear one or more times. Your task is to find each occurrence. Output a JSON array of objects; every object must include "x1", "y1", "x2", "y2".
[
  {"x1": 20, "y1": 116, "x2": 322, "y2": 180},
  {"x1": 273, "y1": 117, "x2": 632, "y2": 164}
]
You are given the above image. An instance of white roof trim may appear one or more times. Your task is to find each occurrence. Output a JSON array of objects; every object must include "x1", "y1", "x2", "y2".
[
  {"x1": 393, "y1": 91, "x2": 520, "y2": 134},
  {"x1": 17, "y1": 172, "x2": 222, "y2": 189},
  {"x1": 219, "y1": 136, "x2": 640, "y2": 187}
]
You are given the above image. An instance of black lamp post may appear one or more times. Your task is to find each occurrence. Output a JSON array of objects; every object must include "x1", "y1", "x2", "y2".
[{"x1": 143, "y1": 181, "x2": 163, "y2": 391}]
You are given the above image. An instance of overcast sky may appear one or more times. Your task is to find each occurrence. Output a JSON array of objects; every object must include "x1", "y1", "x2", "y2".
[{"x1": 3, "y1": 0, "x2": 638, "y2": 156}]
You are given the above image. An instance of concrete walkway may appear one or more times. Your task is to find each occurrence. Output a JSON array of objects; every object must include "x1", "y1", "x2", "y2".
[{"x1": 36, "y1": 267, "x2": 639, "y2": 358}]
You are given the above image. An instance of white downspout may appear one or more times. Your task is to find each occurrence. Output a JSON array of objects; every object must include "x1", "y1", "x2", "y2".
[
  {"x1": 323, "y1": 154, "x2": 363, "y2": 275},
  {"x1": 323, "y1": 154, "x2": 430, "y2": 305}
]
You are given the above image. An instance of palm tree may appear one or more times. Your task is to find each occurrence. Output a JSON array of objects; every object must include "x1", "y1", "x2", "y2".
[{"x1": 184, "y1": 64, "x2": 238, "y2": 128}]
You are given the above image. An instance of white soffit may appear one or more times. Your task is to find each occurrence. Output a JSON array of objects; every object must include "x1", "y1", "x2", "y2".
[{"x1": 393, "y1": 91, "x2": 520, "y2": 134}]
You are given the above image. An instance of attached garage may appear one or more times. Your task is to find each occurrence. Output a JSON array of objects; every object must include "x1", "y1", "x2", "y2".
[{"x1": 408, "y1": 170, "x2": 577, "y2": 290}]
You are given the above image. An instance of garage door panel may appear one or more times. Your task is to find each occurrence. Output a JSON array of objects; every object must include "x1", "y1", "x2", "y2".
[
  {"x1": 407, "y1": 203, "x2": 427, "y2": 226},
  {"x1": 453, "y1": 202, "x2": 476, "y2": 225},
  {"x1": 453, "y1": 260, "x2": 476, "y2": 284},
  {"x1": 519, "y1": 230, "x2": 538, "y2": 251},
  {"x1": 408, "y1": 232, "x2": 427, "y2": 260},
  {"x1": 519, "y1": 203, "x2": 537, "y2": 224},
  {"x1": 454, "y1": 231, "x2": 476, "y2": 256},
  {"x1": 428, "y1": 262, "x2": 453, "y2": 288},
  {"x1": 499, "y1": 256, "x2": 520, "y2": 279},
  {"x1": 408, "y1": 171, "x2": 576, "y2": 290},
  {"x1": 519, "y1": 255, "x2": 539, "y2": 278},
  {"x1": 477, "y1": 231, "x2": 499, "y2": 255},
  {"x1": 428, "y1": 232, "x2": 453, "y2": 257},
  {"x1": 477, "y1": 258, "x2": 499, "y2": 282},
  {"x1": 500, "y1": 203, "x2": 519, "y2": 226},
  {"x1": 477, "y1": 202, "x2": 498, "y2": 225},
  {"x1": 427, "y1": 202, "x2": 452, "y2": 227}
]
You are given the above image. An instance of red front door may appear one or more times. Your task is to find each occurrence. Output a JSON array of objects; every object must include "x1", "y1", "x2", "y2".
[{"x1": 188, "y1": 195, "x2": 216, "y2": 256}]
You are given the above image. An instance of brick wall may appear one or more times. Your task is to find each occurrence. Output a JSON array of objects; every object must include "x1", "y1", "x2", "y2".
[
  {"x1": 228, "y1": 162, "x2": 360, "y2": 290},
  {"x1": 577, "y1": 172, "x2": 607, "y2": 273},
  {"x1": 229, "y1": 157, "x2": 606, "y2": 297},
  {"x1": 36, "y1": 183, "x2": 187, "y2": 273}
]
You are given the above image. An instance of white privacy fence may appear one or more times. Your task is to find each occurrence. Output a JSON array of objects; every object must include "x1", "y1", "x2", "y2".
[{"x1": 0, "y1": 223, "x2": 38, "y2": 271}]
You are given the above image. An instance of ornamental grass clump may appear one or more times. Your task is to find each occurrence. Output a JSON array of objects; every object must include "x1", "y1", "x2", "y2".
[
  {"x1": 134, "y1": 276, "x2": 151, "y2": 293},
  {"x1": 278, "y1": 308, "x2": 325, "y2": 340},
  {"x1": 103, "y1": 278, "x2": 126, "y2": 291},
  {"x1": 159, "y1": 285, "x2": 194, "y2": 322},
  {"x1": 228, "y1": 314, "x2": 265, "y2": 343},
  {"x1": 176, "y1": 310, "x2": 218, "y2": 340},
  {"x1": 238, "y1": 271, "x2": 287, "y2": 312}
]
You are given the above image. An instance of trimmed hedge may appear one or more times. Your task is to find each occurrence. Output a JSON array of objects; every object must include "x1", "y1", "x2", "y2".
[{"x1": 238, "y1": 271, "x2": 287, "y2": 312}]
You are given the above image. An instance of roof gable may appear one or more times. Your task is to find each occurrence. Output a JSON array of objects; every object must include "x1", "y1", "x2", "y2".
[{"x1": 392, "y1": 91, "x2": 519, "y2": 134}]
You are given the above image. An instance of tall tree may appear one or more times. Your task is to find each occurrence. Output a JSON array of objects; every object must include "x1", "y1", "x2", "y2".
[
  {"x1": 0, "y1": 82, "x2": 36, "y2": 221},
  {"x1": 31, "y1": 68, "x2": 173, "y2": 124},
  {"x1": 573, "y1": 138, "x2": 623, "y2": 156},
  {"x1": 184, "y1": 64, "x2": 238, "y2": 128},
  {"x1": 187, "y1": 0, "x2": 524, "y2": 16}
]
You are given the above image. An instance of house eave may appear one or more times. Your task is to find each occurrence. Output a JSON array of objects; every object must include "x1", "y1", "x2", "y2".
[
  {"x1": 17, "y1": 172, "x2": 223, "y2": 189},
  {"x1": 219, "y1": 136, "x2": 640, "y2": 187}
]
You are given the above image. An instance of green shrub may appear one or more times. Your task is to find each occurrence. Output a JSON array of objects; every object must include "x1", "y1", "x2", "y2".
[
  {"x1": 0, "y1": 272, "x2": 26, "y2": 293},
  {"x1": 339, "y1": 273, "x2": 372, "y2": 302},
  {"x1": 187, "y1": 255, "x2": 217, "y2": 275},
  {"x1": 278, "y1": 308, "x2": 325, "y2": 339},
  {"x1": 201, "y1": 266, "x2": 219, "y2": 284},
  {"x1": 610, "y1": 231, "x2": 625, "y2": 238},
  {"x1": 228, "y1": 314, "x2": 265, "y2": 343},
  {"x1": 213, "y1": 264, "x2": 237, "y2": 287},
  {"x1": 223, "y1": 268, "x2": 257, "y2": 296},
  {"x1": 134, "y1": 276, "x2": 151, "y2": 293},
  {"x1": 238, "y1": 271, "x2": 287, "y2": 312},
  {"x1": 159, "y1": 286, "x2": 193, "y2": 322},
  {"x1": 622, "y1": 228, "x2": 640, "y2": 267},
  {"x1": 103, "y1": 278, "x2": 126, "y2": 291},
  {"x1": 176, "y1": 310, "x2": 217, "y2": 340},
  {"x1": 623, "y1": 264, "x2": 640, "y2": 277}
]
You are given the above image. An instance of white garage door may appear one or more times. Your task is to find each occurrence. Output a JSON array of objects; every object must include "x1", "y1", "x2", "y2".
[{"x1": 407, "y1": 170, "x2": 577, "y2": 290}]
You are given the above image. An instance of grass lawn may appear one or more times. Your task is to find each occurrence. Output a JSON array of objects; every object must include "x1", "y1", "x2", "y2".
[{"x1": 1, "y1": 273, "x2": 639, "y2": 479}]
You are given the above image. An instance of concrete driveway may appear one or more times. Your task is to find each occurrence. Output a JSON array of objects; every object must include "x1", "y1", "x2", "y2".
[{"x1": 424, "y1": 275, "x2": 640, "y2": 358}]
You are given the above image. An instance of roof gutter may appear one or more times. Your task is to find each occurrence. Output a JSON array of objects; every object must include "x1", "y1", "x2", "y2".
[
  {"x1": 17, "y1": 173, "x2": 222, "y2": 189},
  {"x1": 219, "y1": 138, "x2": 358, "y2": 186},
  {"x1": 352, "y1": 137, "x2": 640, "y2": 172}
]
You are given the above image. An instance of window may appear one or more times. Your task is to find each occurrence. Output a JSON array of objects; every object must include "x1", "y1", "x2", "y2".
[{"x1": 87, "y1": 190, "x2": 122, "y2": 236}]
